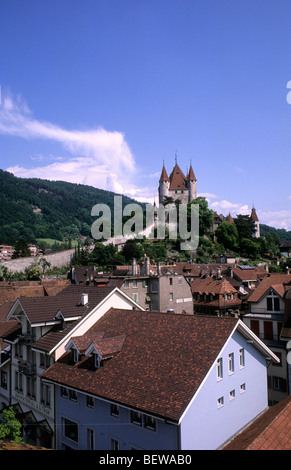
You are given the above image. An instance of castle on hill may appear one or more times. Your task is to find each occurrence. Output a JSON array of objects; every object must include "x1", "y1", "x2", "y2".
[
  {"x1": 158, "y1": 159, "x2": 197, "y2": 205},
  {"x1": 158, "y1": 158, "x2": 260, "y2": 238}
]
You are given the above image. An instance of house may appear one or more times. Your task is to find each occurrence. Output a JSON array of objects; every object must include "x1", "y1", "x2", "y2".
[
  {"x1": 0, "y1": 285, "x2": 144, "y2": 448},
  {"x1": 0, "y1": 245, "x2": 14, "y2": 261},
  {"x1": 191, "y1": 276, "x2": 241, "y2": 317},
  {"x1": 70, "y1": 259, "x2": 194, "y2": 314},
  {"x1": 242, "y1": 273, "x2": 291, "y2": 404},
  {"x1": 223, "y1": 394, "x2": 291, "y2": 450},
  {"x1": 42, "y1": 309, "x2": 279, "y2": 450},
  {"x1": 0, "y1": 279, "x2": 70, "y2": 306},
  {"x1": 279, "y1": 241, "x2": 291, "y2": 258},
  {"x1": 215, "y1": 253, "x2": 237, "y2": 264},
  {"x1": 232, "y1": 265, "x2": 269, "y2": 289}
]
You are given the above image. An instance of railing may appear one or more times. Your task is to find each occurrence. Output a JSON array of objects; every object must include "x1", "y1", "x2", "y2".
[
  {"x1": 18, "y1": 361, "x2": 36, "y2": 376},
  {"x1": 18, "y1": 333, "x2": 35, "y2": 344}
]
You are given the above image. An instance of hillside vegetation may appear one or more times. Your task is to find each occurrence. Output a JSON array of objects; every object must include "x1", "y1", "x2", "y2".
[{"x1": 0, "y1": 169, "x2": 140, "y2": 245}]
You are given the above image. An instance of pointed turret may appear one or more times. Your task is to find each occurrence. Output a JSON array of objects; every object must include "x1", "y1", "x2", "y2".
[
  {"x1": 159, "y1": 164, "x2": 170, "y2": 182},
  {"x1": 187, "y1": 164, "x2": 197, "y2": 182},
  {"x1": 158, "y1": 163, "x2": 170, "y2": 203},
  {"x1": 251, "y1": 207, "x2": 260, "y2": 238},
  {"x1": 186, "y1": 163, "x2": 197, "y2": 201}
]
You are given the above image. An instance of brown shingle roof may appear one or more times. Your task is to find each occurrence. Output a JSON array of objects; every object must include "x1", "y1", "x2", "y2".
[
  {"x1": 233, "y1": 266, "x2": 268, "y2": 282},
  {"x1": 223, "y1": 395, "x2": 291, "y2": 450},
  {"x1": 247, "y1": 274, "x2": 291, "y2": 303},
  {"x1": 159, "y1": 164, "x2": 170, "y2": 182},
  {"x1": 43, "y1": 309, "x2": 238, "y2": 421},
  {"x1": 169, "y1": 163, "x2": 188, "y2": 190}
]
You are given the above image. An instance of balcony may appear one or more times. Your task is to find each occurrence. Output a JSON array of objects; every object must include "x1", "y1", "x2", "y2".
[
  {"x1": 18, "y1": 361, "x2": 36, "y2": 376},
  {"x1": 18, "y1": 333, "x2": 35, "y2": 345}
]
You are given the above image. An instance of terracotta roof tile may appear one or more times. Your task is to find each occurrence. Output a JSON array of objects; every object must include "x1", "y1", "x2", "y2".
[
  {"x1": 248, "y1": 274, "x2": 291, "y2": 303},
  {"x1": 169, "y1": 163, "x2": 188, "y2": 190},
  {"x1": 43, "y1": 309, "x2": 238, "y2": 421},
  {"x1": 223, "y1": 395, "x2": 291, "y2": 450}
]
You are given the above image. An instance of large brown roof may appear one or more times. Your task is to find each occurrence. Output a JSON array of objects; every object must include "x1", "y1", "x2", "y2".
[
  {"x1": 247, "y1": 274, "x2": 291, "y2": 303},
  {"x1": 223, "y1": 395, "x2": 291, "y2": 450},
  {"x1": 233, "y1": 266, "x2": 268, "y2": 282},
  {"x1": 43, "y1": 309, "x2": 238, "y2": 421},
  {"x1": 9, "y1": 285, "x2": 116, "y2": 325},
  {"x1": 169, "y1": 163, "x2": 188, "y2": 190}
]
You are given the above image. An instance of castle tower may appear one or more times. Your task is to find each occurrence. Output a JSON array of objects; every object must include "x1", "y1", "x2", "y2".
[
  {"x1": 251, "y1": 207, "x2": 260, "y2": 238},
  {"x1": 187, "y1": 163, "x2": 197, "y2": 201},
  {"x1": 158, "y1": 163, "x2": 170, "y2": 204}
]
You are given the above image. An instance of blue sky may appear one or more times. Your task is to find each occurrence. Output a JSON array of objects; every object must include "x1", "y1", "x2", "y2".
[{"x1": 1, "y1": 0, "x2": 291, "y2": 230}]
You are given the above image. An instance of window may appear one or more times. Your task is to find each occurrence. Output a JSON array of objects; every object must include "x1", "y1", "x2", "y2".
[
  {"x1": 124, "y1": 280, "x2": 129, "y2": 288},
  {"x1": 63, "y1": 417, "x2": 78, "y2": 443},
  {"x1": 41, "y1": 383, "x2": 51, "y2": 406},
  {"x1": 217, "y1": 358, "x2": 223, "y2": 379},
  {"x1": 87, "y1": 428, "x2": 95, "y2": 450},
  {"x1": 15, "y1": 371, "x2": 23, "y2": 392},
  {"x1": 144, "y1": 415, "x2": 156, "y2": 431},
  {"x1": 132, "y1": 279, "x2": 137, "y2": 288},
  {"x1": 132, "y1": 293, "x2": 138, "y2": 303},
  {"x1": 1, "y1": 371, "x2": 7, "y2": 390},
  {"x1": 229, "y1": 389, "x2": 235, "y2": 400},
  {"x1": 240, "y1": 383, "x2": 246, "y2": 393},
  {"x1": 228, "y1": 353, "x2": 234, "y2": 374},
  {"x1": 217, "y1": 396, "x2": 224, "y2": 408},
  {"x1": 73, "y1": 348, "x2": 79, "y2": 363},
  {"x1": 178, "y1": 276, "x2": 182, "y2": 285},
  {"x1": 239, "y1": 348, "x2": 245, "y2": 368},
  {"x1": 267, "y1": 293, "x2": 280, "y2": 312},
  {"x1": 110, "y1": 404, "x2": 120, "y2": 417},
  {"x1": 69, "y1": 389, "x2": 78, "y2": 402},
  {"x1": 60, "y1": 386, "x2": 68, "y2": 398},
  {"x1": 86, "y1": 395, "x2": 94, "y2": 408},
  {"x1": 111, "y1": 438, "x2": 120, "y2": 450},
  {"x1": 169, "y1": 293, "x2": 173, "y2": 301},
  {"x1": 27, "y1": 376, "x2": 36, "y2": 398},
  {"x1": 273, "y1": 376, "x2": 287, "y2": 392},
  {"x1": 169, "y1": 278, "x2": 173, "y2": 286},
  {"x1": 130, "y1": 410, "x2": 142, "y2": 425}
]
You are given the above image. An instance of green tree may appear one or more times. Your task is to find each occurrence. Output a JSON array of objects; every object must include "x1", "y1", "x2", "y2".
[
  {"x1": 240, "y1": 238, "x2": 260, "y2": 259},
  {"x1": 0, "y1": 407, "x2": 23, "y2": 443},
  {"x1": 25, "y1": 262, "x2": 41, "y2": 280},
  {"x1": 215, "y1": 222, "x2": 239, "y2": 251},
  {"x1": 189, "y1": 197, "x2": 214, "y2": 237},
  {"x1": 234, "y1": 215, "x2": 256, "y2": 239},
  {"x1": 12, "y1": 237, "x2": 30, "y2": 258}
]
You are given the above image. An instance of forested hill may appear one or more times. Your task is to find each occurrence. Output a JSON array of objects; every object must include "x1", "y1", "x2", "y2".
[{"x1": 0, "y1": 169, "x2": 143, "y2": 245}]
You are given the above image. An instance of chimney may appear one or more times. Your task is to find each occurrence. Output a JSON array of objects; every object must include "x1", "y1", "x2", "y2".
[
  {"x1": 286, "y1": 266, "x2": 290, "y2": 275},
  {"x1": 217, "y1": 268, "x2": 221, "y2": 279},
  {"x1": 81, "y1": 293, "x2": 89, "y2": 305},
  {"x1": 145, "y1": 256, "x2": 150, "y2": 276},
  {"x1": 132, "y1": 258, "x2": 137, "y2": 276}
]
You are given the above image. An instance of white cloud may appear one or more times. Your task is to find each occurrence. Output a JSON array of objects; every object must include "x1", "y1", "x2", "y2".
[
  {"x1": 258, "y1": 209, "x2": 291, "y2": 231},
  {"x1": 210, "y1": 199, "x2": 250, "y2": 216},
  {"x1": 0, "y1": 91, "x2": 143, "y2": 197}
]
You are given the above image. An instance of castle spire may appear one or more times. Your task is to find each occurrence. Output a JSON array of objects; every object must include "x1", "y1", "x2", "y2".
[{"x1": 159, "y1": 163, "x2": 169, "y2": 182}]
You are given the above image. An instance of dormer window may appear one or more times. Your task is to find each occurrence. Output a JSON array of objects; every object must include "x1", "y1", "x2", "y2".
[
  {"x1": 73, "y1": 348, "x2": 79, "y2": 363},
  {"x1": 267, "y1": 291, "x2": 280, "y2": 312},
  {"x1": 93, "y1": 352, "x2": 102, "y2": 369}
]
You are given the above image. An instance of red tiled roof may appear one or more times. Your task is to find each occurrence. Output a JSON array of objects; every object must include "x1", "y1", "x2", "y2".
[
  {"x1": 191, "y1": 277, "x2": 237, "y2": 295},
  {"x1": 223, "y1": 395, "x2": 291, "y2": 450},
  {"x1": 251, "y1": 207, "x2": 259, "y2": 222},
  {"x1": 187, "y1": 164, "x2": 197, "y2": 181},
  {"x1": 43, "y1": 309, "x2": 238, "y2": 421},
  {"x1": 233, "y1": 266, "x2": 268, "y2": 282},
  {"x1": 248, "y1": 274, "x2": 291, "y2": 303},
  {"x1": 159, "y1": 165, "x2": 170, "y2": 182},
  {"x1": 4, "y1": 285, "x2": 116, "y2": 327},
  {"x1": 169, "y1": 163, "x2": 188, "y2": 190}
]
